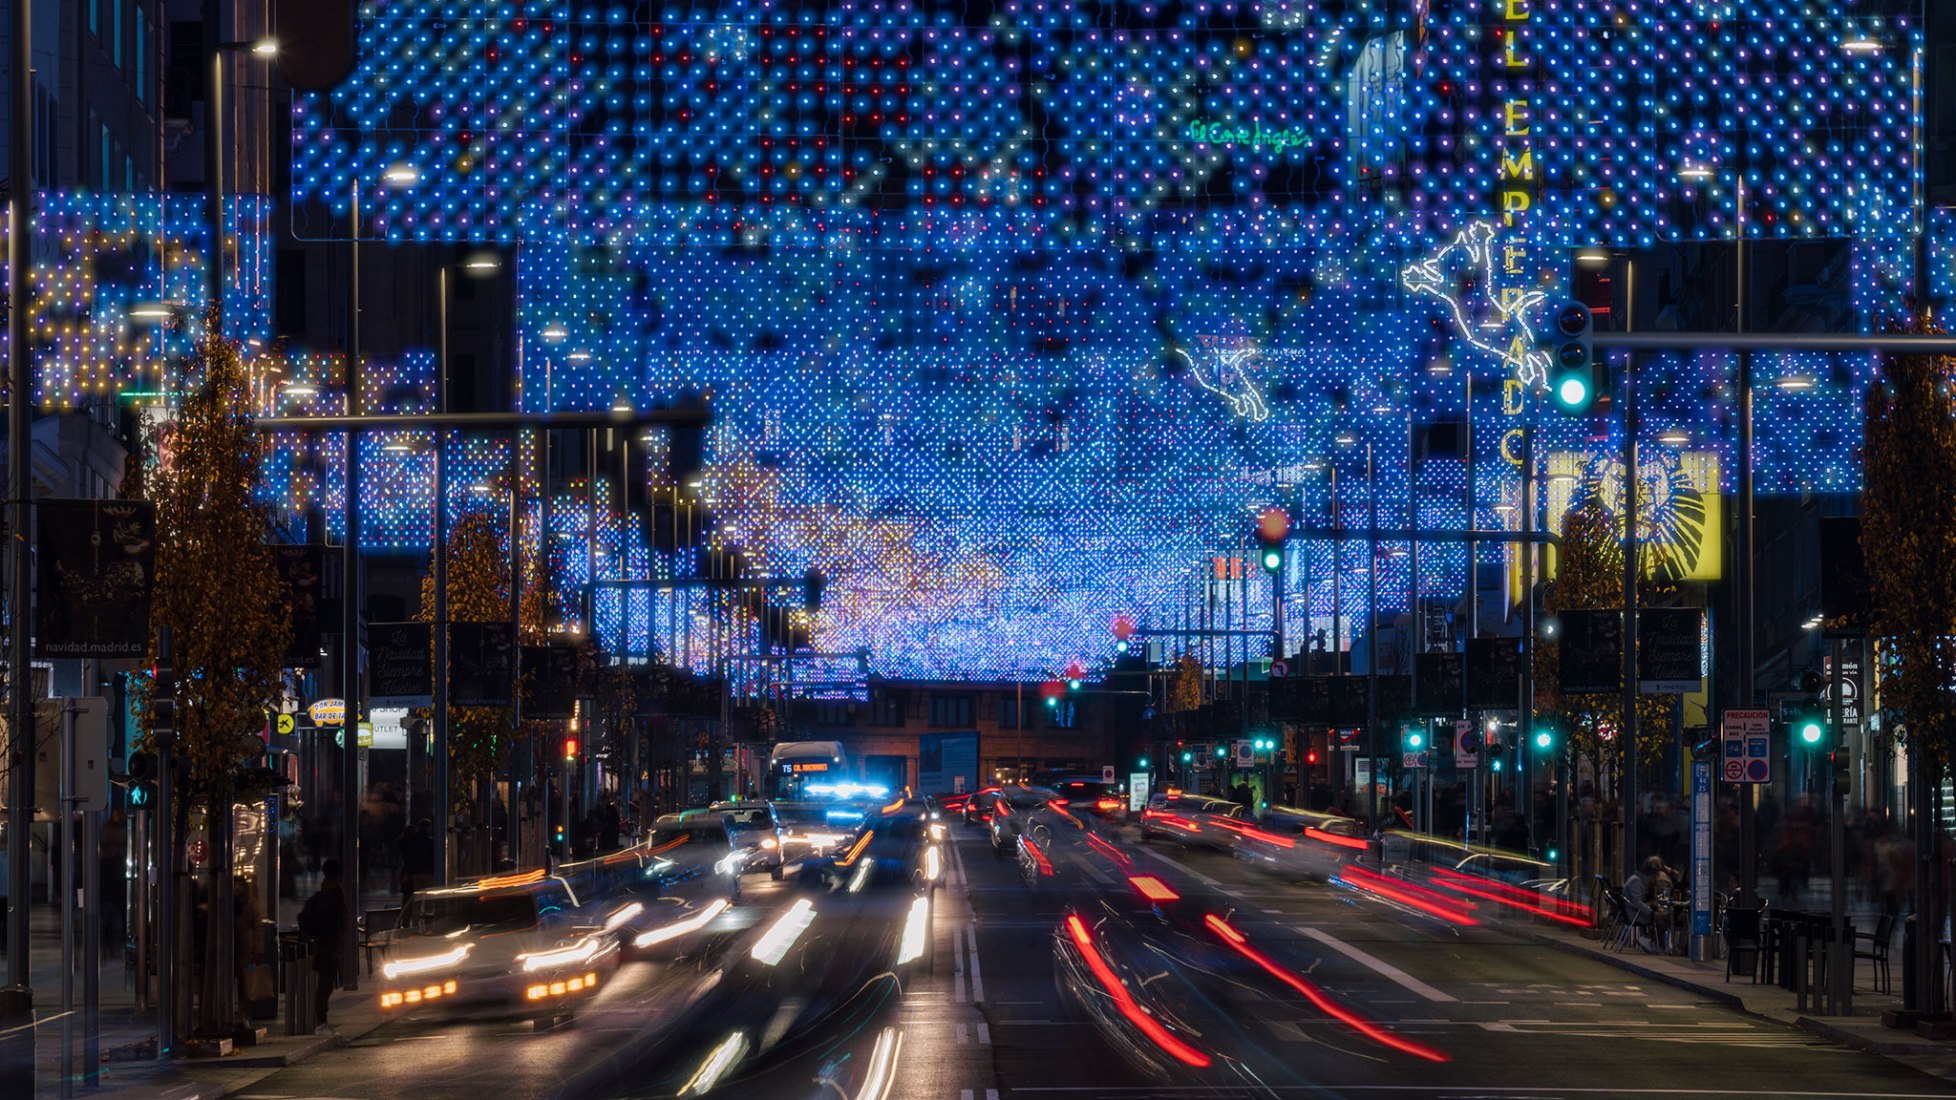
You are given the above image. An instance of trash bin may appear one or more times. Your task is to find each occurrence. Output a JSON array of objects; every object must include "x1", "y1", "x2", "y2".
[{"x1": 279, "y1": 931, "x2": 315, "y2": 1036}]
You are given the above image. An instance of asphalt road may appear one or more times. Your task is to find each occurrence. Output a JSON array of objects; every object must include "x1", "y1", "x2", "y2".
[{"x1": 229, "y1": 821, "x2": 1956, "y2": 1100}]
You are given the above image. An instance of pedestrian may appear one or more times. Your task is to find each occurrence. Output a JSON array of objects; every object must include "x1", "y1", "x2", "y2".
[
  {"x1": 397, "y1": 819, "x2": 434, "y2": 907},
  {"x1": 297, "y1": 857, "x2": 348, "y2": 1029}
]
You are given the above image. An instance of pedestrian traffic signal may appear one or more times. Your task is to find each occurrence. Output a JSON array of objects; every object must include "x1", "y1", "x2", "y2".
[{"x1": 1547, "y1": 301, "x2": 1600, "y2": 414}]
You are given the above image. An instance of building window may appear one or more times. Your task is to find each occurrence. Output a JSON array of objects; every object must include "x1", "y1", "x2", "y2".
[
  {"x1": 1046, "y1": 700, "x2": 1077, "y2": 730},
  {"x1": 813, "y1": 700, "x2": 851, "y2": 727},
  {"x1": 868, "y1": 690, "x2": 906, "y2": 727},
  {"x1": 928, "y1": 694, "x2": 972, "y2": 728},
  {"x1": 89, "y1": 0, "x2": 99, "y2": 36},
  {"x1": 135, "y1": 13, "x2": 147, "y2": 104},
  {"x1": 999, "y1": 695, "x2": 1021, "y2": 730},
  {"x1": 112, "y1": 2, "x2": 123, "y2": 70}
]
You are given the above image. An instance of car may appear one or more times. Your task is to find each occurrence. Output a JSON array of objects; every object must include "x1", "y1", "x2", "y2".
[
  {"x1": 555, "y1": 834, "x2": 739, "y2": 957},
  {"x1": 1049, "y1": 778, "x2": 1128, "y2": 822},
  {"x1": 1229, "y1": 806, "x2": 1370, "y2": 881},
  {"x1": 987, "y1": 785, "x2": 1055, "y2": 859},
  {"x1": 375, "y1": 870, "x2": 620, "y2": 1025},
  {"x1": 650, "y1": 812, "x2": 748, "y2": 893},
  {"x1": 1138, "y1": 793, "x2": 1246, "y2": 850},
  {"x1": 771, "y1": 800, "x2": 862, "y2": 863},
  {"x1": 706, "y1": 800, "x2": 787, "y2": 879},
  {"x1": 963, "y1": 787, "x2": 1006, "y2": 827}
]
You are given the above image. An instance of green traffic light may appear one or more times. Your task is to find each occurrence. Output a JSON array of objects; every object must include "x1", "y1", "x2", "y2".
[
  {"x1": 1181, "y1": 752, "x2": 1193, "y2": 763},
  {"x1": 1261, "y1": 548, "x2": 1283, "y2": 572},
  {"x1": 1215, "y1": 745, "x2": 1227, "y2": 757},
  {"x1": 1405, "y1": 731, "x2": 1424, "y2": 750},
  {"x1": 1796, "y1": 718, "x2": 1826, "y2": 746},
  {"x1": 1138, "y1": 757, "x2": 1149, "y2": 768},
  {"x1": 1553, "y1": 373, "x2": 1591, "y2": 410},
  {"x1": 1534, "y1": 730, "x2": 1554, "y2": 750}
]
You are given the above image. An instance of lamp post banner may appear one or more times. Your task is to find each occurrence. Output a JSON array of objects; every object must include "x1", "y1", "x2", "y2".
[
  {"x1": 369, "y1": 622, "x2": 433, "y2": 708},
  {"x1": 35, "y1": 499, "x2": 155, "y2": 659}
]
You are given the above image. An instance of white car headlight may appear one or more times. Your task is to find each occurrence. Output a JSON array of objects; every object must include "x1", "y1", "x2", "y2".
[{"x1": 382, "y1": 943, "x2": 473, "y2": 980}]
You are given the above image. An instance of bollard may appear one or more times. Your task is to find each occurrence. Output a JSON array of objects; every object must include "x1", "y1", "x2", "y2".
[
  {"x1": 1903, "y1": 915, "x2": 1919, "y2": 1012},
  {"x1": 281, "y1": 934, "x2": 315, "y2": 1036}
]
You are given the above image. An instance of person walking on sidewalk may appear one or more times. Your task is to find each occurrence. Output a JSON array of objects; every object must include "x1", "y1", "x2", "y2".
[{"x1": 298, "y1": 858, "x2": 348, "y2": 1028}]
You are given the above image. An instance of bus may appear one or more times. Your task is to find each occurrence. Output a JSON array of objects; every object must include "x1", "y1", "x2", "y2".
[{"x1": 767, "y1": 740, "x2": 856, "y2": 801}]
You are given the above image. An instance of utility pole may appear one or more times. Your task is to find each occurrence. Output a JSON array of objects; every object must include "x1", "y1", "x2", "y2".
[
  {"x1": 341, "y1": 183, "x2": 363, "y2": 993},
  {"x1": 1620, "y1": 352, "x2": 1640, "y2": 884},
  {"x1": 6, "y1": 0, "x2": 37, "y2": 1005}
]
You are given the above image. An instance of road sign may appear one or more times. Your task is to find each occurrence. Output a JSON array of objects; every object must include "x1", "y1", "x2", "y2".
[
  {"x1": 1453, "y1": 719, "x2": 1479, "y2": 768},
  {"x1": 1402, "y1": 751, "x2": 1428, "y2": 769},
  {"x1": 1722, "y1": 708, "x2": 1771, "y2": 783},
  {"x1": 1235, "y1": 739, "x2": 1254, "y2": 768},
  {"x1": 1269, "y1": 658, "x2": 1289, "y2": 679},
  {"x1": 275, "y1": 712, "x2": 296, "y2": 736},
  {"x1": 1101, "y1": 764, "x2": 1116, "y2": 783},
  {"x1": 1129, "y1": 773, "x2": 1151, "y2": 813}
]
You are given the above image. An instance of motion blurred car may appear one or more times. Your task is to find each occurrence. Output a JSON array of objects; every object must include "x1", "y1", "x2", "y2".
[
  {"x1": 963, "y1": 787, "x2": 1006, "y2": 826},
  {"x1": 987, "y1": 785, "x2": 1055, "y2": 859},
  {"x1": 708, "y1": 800, "x2": 787, "y2": 880},
  {"x1": 1228, "y1": 806, "x2": 1369, "y2": 881},
  {"x1": 771, "y1": 800, "x2": 861, "y2": 863},
  {"x1": 375, "y1": 870, "x2": 620, "y2": 1024},
  {"x1": 1138, "y1": 793, "x2": 1246, "y2": 851},
  {"x1": 555, "y1": 835, "x2": 740, "y2": 957},
  {"x1": 1049, "y1": 777, "x2": 1128, "y2": 822}
]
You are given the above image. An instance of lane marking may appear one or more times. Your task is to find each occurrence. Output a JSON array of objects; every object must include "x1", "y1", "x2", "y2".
[
  {"x1": 1295, "y1": 926, "x2": 1457, "y2": 1003},
  {"x1": 953, "y1": 919, "x2": 968, "y2": 1003},
  {"x1": 964, "y1": 922, "x2": 986, "y2": 1004},
  {"x1": 976, "y1": 1021, "x2": 991, "y2": 1045},
  {"x1": 957, "y1": 1023, "x2": 970, "y2": 1044}
]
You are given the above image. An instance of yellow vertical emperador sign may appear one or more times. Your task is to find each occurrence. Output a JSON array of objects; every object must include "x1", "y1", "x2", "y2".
[{"x1": 1513, "y1": 450, "x2": 1725, "y2": 598}]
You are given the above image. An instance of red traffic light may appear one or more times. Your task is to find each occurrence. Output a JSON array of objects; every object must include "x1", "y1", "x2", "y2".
[
  {"x1": 1111, "y1": 614, "x2": 1135, "y2": 641},
  {"x1": 1256, "y1": 506, "x2": 1290, "y2": 542}
]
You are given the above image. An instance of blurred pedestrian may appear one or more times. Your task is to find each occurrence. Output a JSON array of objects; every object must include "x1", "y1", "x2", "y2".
[
  {"x1": 397, "y1": 819, "x2": 434, "y2": 906},
  {"x1": 298, "y1": 857, "x2": 348, "y2": 1029}
]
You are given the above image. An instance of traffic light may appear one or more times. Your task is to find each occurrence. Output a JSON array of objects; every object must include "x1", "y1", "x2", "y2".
[
  {"x1": 564, "y1": 737, "x2": 579, "y2": 759},
  {"x1": 1403, "y1": 728, "x2": 1425, "y2": 751},
  {"x1": 1215, "y1": 744, "x2": 1227, "y2": 758},
  {"x1": 1532, "y1": 727, "x2": 1556, "y2": 753},
  {"x1": 1828, "y1": 748, "x2": 1852, "y2": 797},
  {"x1": 1792, "y1": 711, "x2": 1828, "y2": 749},
  {"x1": 1547, "y1": 301, "x2": 1600, "y2": 414},
  {"x1": 1137, "y1": 756, "x2": 1149, "y2": 769},
  {"x1": 1180, "y1": 751, "x2": 1193, "y2": 764},
  {"x1": 1256, "y1": 507, "x2": 1288, "y2": 575}
]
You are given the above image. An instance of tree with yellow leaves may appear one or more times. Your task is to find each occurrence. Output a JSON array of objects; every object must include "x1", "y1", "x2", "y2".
[
  {"x1": 140, "y1": 317, "x2": 291, "y2": 1035},
  {"x1": 1862, "y1": 323, "x2": 1956, "y2": 1014},
  {"x1": 420, "y1": 508, "x2": 515, "y2": 816}
]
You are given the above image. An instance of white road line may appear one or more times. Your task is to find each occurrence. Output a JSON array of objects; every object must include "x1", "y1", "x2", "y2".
[
  {"x1": 976, "y1": 1021, "x2": 991, "y2": 1045},
  {"x1": 960, "y1": 1091, "x2": 974, "y2": 1100},
  {"x1": 1296, "y1": 926, "x2": 1457, "y2": 1003},
  {"x1": 986, "y1": 1090, "x2": 1000, "y2": 1100},
  {"x1": 957, "y1": 1023, "x2": 970, "y2": 1044},
  {"x1": 953, "y1": 919, "x2": 968, "y2": 1003},
  {"x1": 965, "y1": 922, "x2": 987, "y2": 1003}
]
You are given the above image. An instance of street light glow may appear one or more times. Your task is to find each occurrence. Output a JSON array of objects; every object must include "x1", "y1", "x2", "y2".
[
  {"x1": 251, "y1": 37, "x2": 279, "y2": 56},
  {"x1": 382, "y1": 162, "x2": 420, "y2": 187}
]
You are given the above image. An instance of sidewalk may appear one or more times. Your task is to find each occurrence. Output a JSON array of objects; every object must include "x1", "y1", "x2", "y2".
[
  {"x1": 1514, "y1": 913, "x2": 1956, "y2": 1087},
  {"x1": 3, "y1": 889, "x2": 396, "y2": 1099}
]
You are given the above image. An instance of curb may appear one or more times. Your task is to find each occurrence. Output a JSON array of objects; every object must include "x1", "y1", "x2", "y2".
[
  {"x1": 1512, "y1": 924, "x2": 1747, "y2": 1009},
  {"x1": 1795, "y1": 1015, "x2": 1956, "y2": 1057}
]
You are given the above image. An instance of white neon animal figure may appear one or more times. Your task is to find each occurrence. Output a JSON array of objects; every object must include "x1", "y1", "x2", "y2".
[
  {"x1": 1176, "y1": 342, "x2": 1272, "y2": 423},
  {"x1": 1400, "y1": 221, "x2": 1551, "y2": 388}
]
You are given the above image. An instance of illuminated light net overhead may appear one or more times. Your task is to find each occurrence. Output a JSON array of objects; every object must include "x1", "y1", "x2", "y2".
[{"x1": 286, "y1": 1, "x2": 1920, "y2": 678}]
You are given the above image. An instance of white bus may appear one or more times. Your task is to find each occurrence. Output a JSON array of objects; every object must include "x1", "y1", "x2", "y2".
[{"x1": 767, "y1": 740, "x2": 860, "y2": 801}]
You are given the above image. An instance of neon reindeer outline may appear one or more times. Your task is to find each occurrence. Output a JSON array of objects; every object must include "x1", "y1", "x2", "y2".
[{"x1": 1400, "y1": 221, "x2": 1551, "y2": 388}]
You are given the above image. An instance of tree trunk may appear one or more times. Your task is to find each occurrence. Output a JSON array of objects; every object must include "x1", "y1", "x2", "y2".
[{"x1": 197, "y1": 801, "x2": 236, "y2": 1036}]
